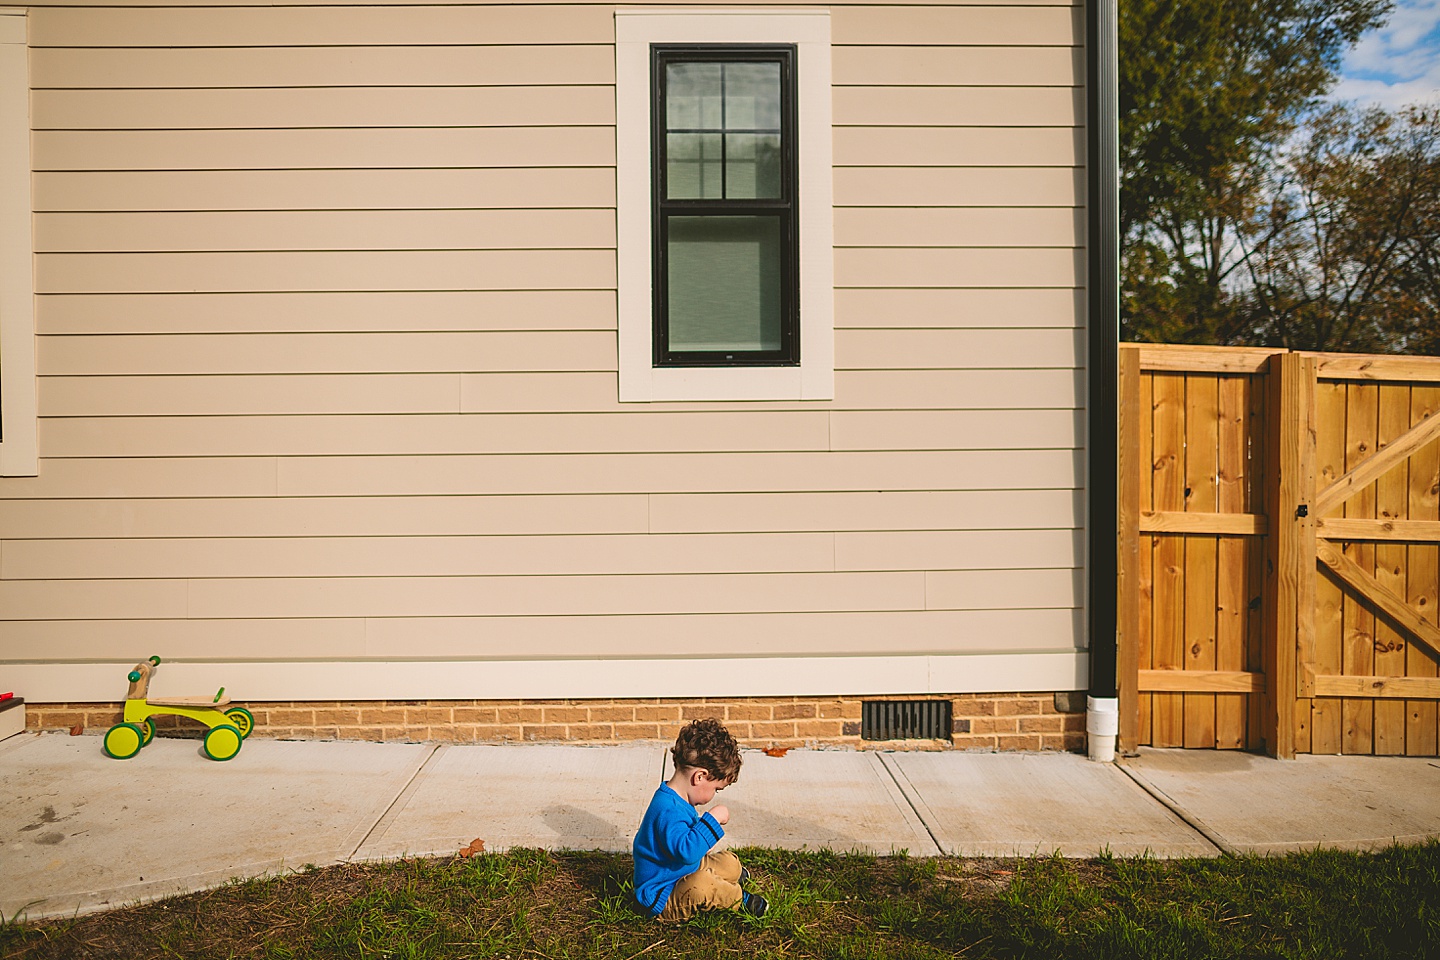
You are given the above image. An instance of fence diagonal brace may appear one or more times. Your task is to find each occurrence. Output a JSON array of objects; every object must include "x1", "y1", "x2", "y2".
[
  {"x1": 1313, "y1": 413, "x2": 1440, "y2": 518},
  {"x1": 1316, "y1": 542, "x2": 1440, "y2": 662}
]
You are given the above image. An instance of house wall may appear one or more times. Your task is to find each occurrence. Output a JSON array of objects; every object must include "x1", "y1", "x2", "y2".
[{"x1": 1, "y1": 1, "x2": 1088, "y2": 712}]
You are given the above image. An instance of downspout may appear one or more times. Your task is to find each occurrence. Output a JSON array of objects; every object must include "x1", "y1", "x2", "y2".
[{"x1": 1085, "y1": 0, "x2": 1121, "y2": 761}]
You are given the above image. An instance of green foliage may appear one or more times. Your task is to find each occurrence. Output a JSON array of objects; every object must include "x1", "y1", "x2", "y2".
[
  {"x1": 3, "y1": 845, "x2": 1439, "y2": 959},
  {"x1": 1119, "y1": 0, "x2": 1401, "y2": 350}
]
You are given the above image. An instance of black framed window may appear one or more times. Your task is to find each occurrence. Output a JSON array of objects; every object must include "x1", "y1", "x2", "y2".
[{"x1": 652, "y1": 45, "x2": 799, "y2": 367}]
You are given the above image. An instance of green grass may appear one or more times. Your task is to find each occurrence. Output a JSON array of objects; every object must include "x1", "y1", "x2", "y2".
[{"x1": 3, "y1": 843, "x2": 1438, "y2": 959}]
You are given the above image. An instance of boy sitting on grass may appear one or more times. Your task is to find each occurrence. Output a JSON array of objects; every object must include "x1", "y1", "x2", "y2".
[{"x1": 633, "y1": 718, "x2": 767, "y2": 921}]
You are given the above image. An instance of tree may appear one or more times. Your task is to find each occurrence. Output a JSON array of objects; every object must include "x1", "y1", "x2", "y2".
[
  {"x1": 1119, "y1": 0, "x2": 1393, "y2": 344},
  {"x1": 1233, "y1": 104, "x2": 1440, "y2": 353}
]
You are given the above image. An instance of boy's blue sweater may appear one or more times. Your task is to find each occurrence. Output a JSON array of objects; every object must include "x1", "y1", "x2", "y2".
[{"x1": 632, "y1": 782, "x2": 725, "y2": 917}]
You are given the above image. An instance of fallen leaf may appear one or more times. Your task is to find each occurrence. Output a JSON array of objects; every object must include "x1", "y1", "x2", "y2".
[
  {"x1": 763, "y1": 746, "x2": 789, "y2": 758},
  {"x1": 69, "y1": 724, "x2": 83, "y2": 736},
  {"x1": 459, "y1": 837, "x2": 485, "y2": 858}
]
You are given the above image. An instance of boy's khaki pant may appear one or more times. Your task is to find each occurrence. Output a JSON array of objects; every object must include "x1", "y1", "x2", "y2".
[{"x1": 657, "y1": 851, "x2": 745, "y2": 921}]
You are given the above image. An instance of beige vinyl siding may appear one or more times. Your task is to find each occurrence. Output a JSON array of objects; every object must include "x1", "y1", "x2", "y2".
[
  {"x1": 1, "y1": 450, "x2": 1076, "y2": 499},
  {"x1": 39, "y1": 291, "x2": 618, "y2": 334},
  {"x1": 3, "y1": 1, "x2": 1086, "y2": 691}
]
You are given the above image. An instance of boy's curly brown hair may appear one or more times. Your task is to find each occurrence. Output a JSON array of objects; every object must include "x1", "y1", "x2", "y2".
[{"x1": 671, "y1": 718, "x2": 742, "y2": 784}]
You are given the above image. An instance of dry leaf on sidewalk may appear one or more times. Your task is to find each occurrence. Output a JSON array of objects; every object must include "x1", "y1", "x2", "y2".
[
  {"x1": 763, "y1": 746, "x2": 789, "y2": 757},
  {"x1": 69, "y1": 724, "x2": 83, "y2": 736},
  {"x1": 458, "y1": 838, "x2": 485, "y2": 858}
]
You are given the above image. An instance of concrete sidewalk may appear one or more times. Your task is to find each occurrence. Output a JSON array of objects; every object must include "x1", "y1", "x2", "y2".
[{"x1": 3, "y1": 731, "x2": 1438, "y2": 922}]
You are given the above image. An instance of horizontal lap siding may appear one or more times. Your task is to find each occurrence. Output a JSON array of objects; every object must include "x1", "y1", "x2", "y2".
[{"x1": 5, "y1": 3, "x2": 1084, "y2": 675}]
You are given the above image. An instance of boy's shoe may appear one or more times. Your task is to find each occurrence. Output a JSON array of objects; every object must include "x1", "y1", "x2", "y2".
[
  {"x1": 742, "y1": 891, "x2": 768, "y2": 918},
  {"x1": 739, "y1": 866, "x2": 751, "y2": 887}
]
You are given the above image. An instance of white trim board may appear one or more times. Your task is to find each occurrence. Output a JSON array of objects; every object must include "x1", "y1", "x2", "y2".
[
  {"x1": 615, "y1": 9, "x2": 834, "y2": 402},
  {"x1": 4, "y1": 653, "x2": 1087, "y2": 703}
]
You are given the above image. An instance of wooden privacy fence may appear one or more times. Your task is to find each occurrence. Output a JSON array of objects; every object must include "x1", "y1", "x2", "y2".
[{"x1": 1117, "y1": 344, "x2": 1440, "y2": 758}]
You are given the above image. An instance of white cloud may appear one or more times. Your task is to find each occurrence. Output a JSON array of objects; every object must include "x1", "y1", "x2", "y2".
[{"x1": 1335, "y1": 0, "x2": 1440, "y2": 108}]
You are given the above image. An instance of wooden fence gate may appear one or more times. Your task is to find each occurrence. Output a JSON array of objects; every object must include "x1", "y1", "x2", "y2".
[{"x1": 1117, "y1": 344, "x2": 1440, "y2": 758}]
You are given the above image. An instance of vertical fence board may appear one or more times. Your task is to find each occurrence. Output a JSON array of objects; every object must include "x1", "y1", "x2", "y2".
[
  {"x1": 1216, "y1": 376, "x2": 1249, "y2": 749},
  {"x1": 1408, "y1": 386, "x2": 1440, "y2": 756},
  {"x1": 1246, "y1": 373, "x2": 1268, "y2": 751},
  {"x1": 1343, "y1": 383, "x2": 1378, "y2": 754},
  {"x1": 1296, "y1": 358, "x2": 1318, "y2": 756},
  {"x1": 1151, "y1": 373, "x2": 1187, "y2": 747},
  {"x1": 1138, "y1": 369, "x2": 1155, "y2": 746},
  {"x1": 1263, "y1": 352, "x2": 1313, "y2": 758},
  {"x1": 1118, "y1": 348, "x2": 1142, "y2": 755},
  {"x1": 1184, "y1": 375, "x2": 1220, "y2": 748},
  {"x1": 1374, "y1": 384, "x2": 1411, "y2": 755},
  {"x1": 1312, "y1": 380, "x2": 1348, "y2": 754},
  {"x1": 1126, "y1": 345, "x2": 1440, "y2": 758}
]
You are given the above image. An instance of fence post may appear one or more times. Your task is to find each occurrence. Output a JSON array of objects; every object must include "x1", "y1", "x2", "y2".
[
  {"x1": 1117, "y1": 346, "x2": 1141, "y2": 755},
  {"x1": 1262, "y1": 352, "x2": 1316, "y2": 758}
]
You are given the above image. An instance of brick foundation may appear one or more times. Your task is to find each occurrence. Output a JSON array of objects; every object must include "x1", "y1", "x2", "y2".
[{"x1": 27, "y1": 692, "x2": 1087, "y2": 752}]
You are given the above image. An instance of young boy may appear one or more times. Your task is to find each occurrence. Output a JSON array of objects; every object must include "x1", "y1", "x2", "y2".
[{"x1": 632, "y1": 718, "x2": 767, "y2": 921}]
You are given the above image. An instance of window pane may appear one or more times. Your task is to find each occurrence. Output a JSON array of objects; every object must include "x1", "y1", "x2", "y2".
[
  {"x1": 723, "y1": 62, "x2": 781, "y2": 130},
  {"x1": 667, "y1": 133, "x2": 723, "y2": 199},
  {"x1": 666, "y1": 62, "x2": 722, "y2": 130},
  {"x1": 667, "y1": 216, "x2": 782, "y2": 353},
  {"x1": 724, "y1": 133, "x2": 782, "y2": 199}
]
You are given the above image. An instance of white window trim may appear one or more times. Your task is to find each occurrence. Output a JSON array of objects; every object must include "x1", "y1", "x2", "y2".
[
  {"x1": 615, "y1": 9, "x2": 833, "y2": 402},
  {"x1": 0, "y1": 8, "x2": 35, "y2": 477}
]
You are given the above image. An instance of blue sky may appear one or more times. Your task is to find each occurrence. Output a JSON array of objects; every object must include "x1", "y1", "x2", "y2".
[{"x1": 1334, "y1": 0, "x2": 1440, "y2": 108}]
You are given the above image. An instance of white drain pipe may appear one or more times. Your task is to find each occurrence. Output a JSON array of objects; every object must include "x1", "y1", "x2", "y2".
[{"x1": 1086, "y1": 696, "x2": 1118, "y2": 762}]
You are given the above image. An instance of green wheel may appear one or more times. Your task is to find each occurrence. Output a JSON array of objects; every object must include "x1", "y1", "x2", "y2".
[
  {"x1": 224, "y1": 707, "x2": 254, "y2": 740},
  {"x1": 103, "y1": 723, "x2": 144, "y2": 760},
  {"x1": 204, "y1": 723, "x2": 243, "y2": 761},
  {"x1": 140, "y1": 717, "x2": 157, "y2": 746}
]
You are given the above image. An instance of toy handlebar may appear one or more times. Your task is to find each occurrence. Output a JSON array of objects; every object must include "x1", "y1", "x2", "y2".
[{"x1": 126, "y1": 655, "x2": 162, "y2": 682}]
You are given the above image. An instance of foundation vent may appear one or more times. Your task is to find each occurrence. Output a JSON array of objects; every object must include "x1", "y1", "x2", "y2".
[{"x1": 861, "y1": 700, "x2": 952, "y2": 741}]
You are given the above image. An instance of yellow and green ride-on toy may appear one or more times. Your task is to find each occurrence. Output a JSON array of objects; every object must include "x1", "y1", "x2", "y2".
[{"x1": 102, "y1": 656, "x2": 254, "y2": 761}]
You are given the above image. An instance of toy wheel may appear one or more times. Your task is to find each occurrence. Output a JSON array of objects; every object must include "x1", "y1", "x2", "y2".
[
  {"x1": 103, "y1": 723, "x2": 144, "y2": 760},
  {"x1": 224, "y1": 707, "x2": 254, "y2": 739},
  {"x1": 140, "y1": 717, "x2": 157, "y2": 746},
  {"x1": 204, "y1": 723, "x2": 243, "y2": 761}
]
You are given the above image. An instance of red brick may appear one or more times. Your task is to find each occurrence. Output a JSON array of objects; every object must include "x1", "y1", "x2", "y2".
[
  {"x1": 969, "y1": 717, "x2": 1017, "y2": 735},
  {"x1": 749, "y1": 720, "x2": 797, "y2": 738},
  {"x1": 566, "y1": 723, "x2": 615, "y2": 740},
  {"x1": 522, "y1": 724, "x2": 569, "y2": 741},
  {"x1": 475, "y1": 724, "x2": 524, "y2": 741},
  {"x1": 607, "y1": 722, "x2": 656, "y2": 739},
  {"x1": 264, "y1": 708, "x2": 318, "y2": 725},
  {"x1": 39, "y1": 710, "x2": 89, "y2": 729},
  {"x1": 537, "y1": 706, "x2": 585, "y2": 723},
  {"x1": 634, "y1": 705, "x2": 681, "y2": 722},
  {"x1": 359, "y1": 707, "x2": 407, "y2": 724},
  {"x1": 589, "y1": 705, "x2": 636, "y2": 722},
  {"x1": 795, "y1": 719, "x2": 844, "y2": 738}
]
